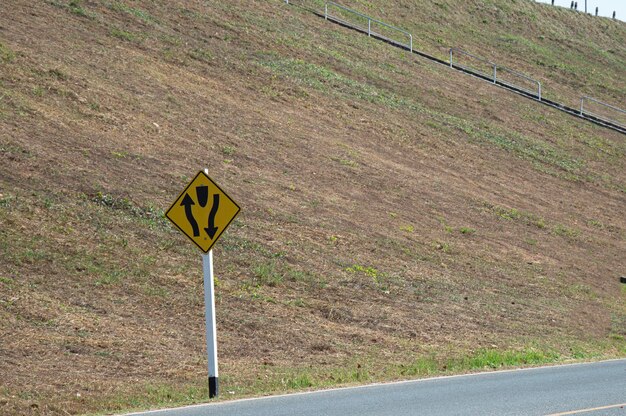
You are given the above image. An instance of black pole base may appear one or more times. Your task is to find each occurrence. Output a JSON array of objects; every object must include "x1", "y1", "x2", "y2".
[{"x1": 209, "y1": 376, "x2": 219, "y2": 398}]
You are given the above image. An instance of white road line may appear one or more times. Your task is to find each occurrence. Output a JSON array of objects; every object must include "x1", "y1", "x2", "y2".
[{"x1": 546, "y1": 403, "x2": 626, "y2": 415}]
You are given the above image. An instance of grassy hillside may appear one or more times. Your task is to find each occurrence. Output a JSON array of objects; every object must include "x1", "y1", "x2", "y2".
[
  {"x1": 1, "y1": 0, "x2": 625, "y2": 414},
  {"x1": 321, "y1": 0, "x2": 626, "y2": 109}
]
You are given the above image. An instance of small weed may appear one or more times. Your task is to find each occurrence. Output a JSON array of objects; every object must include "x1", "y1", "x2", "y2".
[
  {"x1": 143, "y1": 285, "x2": 169, "y2": 297},
  {"x1": 399, "y1": 224, "x2": 414, "y2": 233},
  {"x1": 332, "y1": 156, "x2": 358, "y2": 168},
  {"x1": 0, "y1": 194, "x2": 14, "y2": 208},
  {"x1": 189, "y1": 48, "x2": 213, "y2": 63},
  {"x1": 346, "y1": 264, "x2": 389, "y2": 291},
  {"x1": 485, "y1": 203, "x2": 546, "y2": 229},
  {"x1": 400, "y1": 356, "x2": 439, "y2": 376},
  {"x1": 553, "y1": 224, "x2": 581, "y2": 238},
  {"x1": 283, "y1": 373, "x2": 314, "y2": 390},
  {"x1": 95, "y1": 269, "x2": 123, "y2": 286},
  {"x1": 0, "y1": 42, "x2": 15, "y2": 63},
  {"x1": 433, "y1": 241, "x2": 452, "y2": 253},
  {"x1": 329, "y1": 367, "x2": 371, "y2": 383},
  {"x1": 221, "y1": 146, "x2": 236, "y2": 156},
  {"x1": 32, "y1": 86, "x2": 44, "y2": 97},
  {"x1": 346, "y1": 264, "x2": 379, "y2": 278},
  {"x1": 287, "y1": 268, "x2": 325, "y2": 287},
  {"x1": 110, "y1": 28, "x2": 136, "y2": 42},
  {"x1": 252, "y1": 261, "x2": 283, "y2": 287},
  {"x1": 459, "y1": 227, "x2": 476, "y2": 235},
  {"x1": 0, "y1": 276, "x2": 14, "y2": 286},
  {"x1": 525, "y1": 238, "x2": 538, "y2": 246},
  {"x1": 48, "y1": 68, "x2": 67, "y2": 80},
  {"x1": 86, "y1": 192, "x2": 168, "y2": 230},
  {"x1": 110, "y1": 2, "x2": 158, "y2": 23},
  {"x1": 288, "y1": 298, "x2": 306, "y2": 307},
  {"x1": 69, "y1": 0, "x2": 88, "y2": 17},
  {"x1": 438, "y1": 217, "x2": 454, "y2": 233},
  {"x1": 569, "y1": 284, "x2": 596, "y2": 299},
  {"x1": 587, "y1": 219, "x2": 604, "y2": 229}
]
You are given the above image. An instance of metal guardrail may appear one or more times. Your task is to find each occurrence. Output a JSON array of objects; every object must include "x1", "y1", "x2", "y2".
[
  {"x1": 324, "y1": 2, "x2": 412, "y2": 53},
  {"x1": 580, "y1": 96, "x2": 626, "y2": 128},
  {"x1": 285, "y1": 1, "x2": 625, "y2": 135},
  {"x1": 497, "y1": 66, "x2": 542, "y2": 101},
  {"x1": 449, "y1": 48, "x2": 497, "y2": 82},
  {"x1": 450, "y1": 48, "x2": 541, "y2": 100}
]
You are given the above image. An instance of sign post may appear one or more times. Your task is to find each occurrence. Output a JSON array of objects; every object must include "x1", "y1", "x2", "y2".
[
  {"x1": 165, "y1": 169, "x2": 240, "y2": 399},
  {"x1": 203, "y1": 250, "x2": 219, "y2": 397}
]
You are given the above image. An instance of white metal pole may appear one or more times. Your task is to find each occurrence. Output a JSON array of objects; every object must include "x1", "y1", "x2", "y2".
[
  {"x1": 580, "y1": 97, "x2": 584, "y2": 115},
  {"x1": 538, "y1": 82, "x2": 542, "y2": 101},
  {"x1": 203, "y1": 250, "x2": 219, "y2": 398}
]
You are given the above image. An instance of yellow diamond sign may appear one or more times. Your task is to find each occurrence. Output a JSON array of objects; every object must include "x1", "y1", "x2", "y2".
[{"x1": 166, "y1": 171, "x2": 240, "y2": 253}]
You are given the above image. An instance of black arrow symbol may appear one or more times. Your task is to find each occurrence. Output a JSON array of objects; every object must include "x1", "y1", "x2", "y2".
[
  {"x1": 180, "y1": 193, "x2": 200, "y2": 237},
  {"x1": 204, "y1": 194, "x2": 220, "y2": 239}
]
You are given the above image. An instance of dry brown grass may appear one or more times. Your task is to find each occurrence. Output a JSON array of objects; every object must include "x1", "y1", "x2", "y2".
[{"x1": 0, "y1": 0, "x2": 625, "y2": 414}]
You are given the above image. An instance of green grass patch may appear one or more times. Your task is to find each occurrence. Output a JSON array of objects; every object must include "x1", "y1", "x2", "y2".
[
  {"x1": 484, "y1": 202, "x2": 546, "y2": 229},
  {"x1": 92, "y1": 383, "x2": 209, "y2": 415},
  {"x1": 346, "y1": 264, "x2": 380, "y2": 278},
  {"x1": 553, "y1": 224, "x2": 581, "y2": 238},
  {"x1": 256, "y1": 52, "x2": 415, "y2": 110},
  {"x1": 109, "y1": 2, "x2": 158, "y2": 23},
  {"x1": 0, "y1": 42, "x2": 15, "y2": 63},
  {"x1": 88, "y1": 192, "x2": 168, "y2": 229},
  {"x1": 252, "y1": 261, "x2": 283, "y2": 287},
  {"x1": 471, "y1": 129, "x2": 584, "y2": 177},
  {"x1": 110, "y1": 28, "x2": 136, "y2": 42},
  {"x1": 68, "y1": 0, "x2": 89, "y2": 17}
]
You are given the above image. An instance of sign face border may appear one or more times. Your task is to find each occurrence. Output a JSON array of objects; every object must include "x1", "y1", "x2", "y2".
[{"x1": 165, "y1": 171, "x2": 241, "y2": 253}]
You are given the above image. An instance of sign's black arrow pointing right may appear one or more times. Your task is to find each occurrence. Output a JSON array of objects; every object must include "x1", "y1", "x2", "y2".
[
  {"x1": 181, "y1": 193, "x2": 200, "y2": 237},
  {"x1": 205, "y1": 194, "x2": 220, "y2": 239}
]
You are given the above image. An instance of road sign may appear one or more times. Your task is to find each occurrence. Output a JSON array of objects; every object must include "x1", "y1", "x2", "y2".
[{"x1": 166, "y1": 171, "x2": 240, "y2": 253}]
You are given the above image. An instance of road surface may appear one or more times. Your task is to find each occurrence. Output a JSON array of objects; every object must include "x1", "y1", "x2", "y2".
[{"x1": 123, "y1": 359, "x2": 626, "y2": 416}]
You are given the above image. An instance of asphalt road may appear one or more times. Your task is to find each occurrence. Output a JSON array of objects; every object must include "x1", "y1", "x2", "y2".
[{"x1": 124, "y1": 359, "x2": 626, "y2": 416}]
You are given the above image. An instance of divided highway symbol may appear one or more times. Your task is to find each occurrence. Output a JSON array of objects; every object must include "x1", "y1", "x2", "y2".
[{"x1": 166, "y1": 171, "x2": 240, "y2": 253}]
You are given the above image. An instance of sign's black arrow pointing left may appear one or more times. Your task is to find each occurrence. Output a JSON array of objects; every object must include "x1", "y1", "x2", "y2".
[
  {"x1": 204, "y1": 194, "x2": 220, "y2": 239},
  {"x1": 181, "y1": 193, "x2": 200, "y2": 237}
]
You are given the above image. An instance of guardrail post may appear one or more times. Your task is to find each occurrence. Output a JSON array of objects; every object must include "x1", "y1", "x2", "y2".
[
  {"x1": 493, "y1": 65, "x2": 497, "y2": 84},
  {"x1": 325, "y1": 3, "x2": 328, "y2": 20},
  {"x1": 580, "y1": 97, "x2": 584, "y2": 115},
  {"x1": 409, "y1": 34, "x2": 413, "y2": 53},
  {"x1": 449, "y1": 49, "x2": 453, "y2": 68},
  {"x1": 538, "y1": 82, "x2": 542, "y2": 101},
  {"x1": 368, "y1": 18, "x2": 371, "y2": 36}
]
